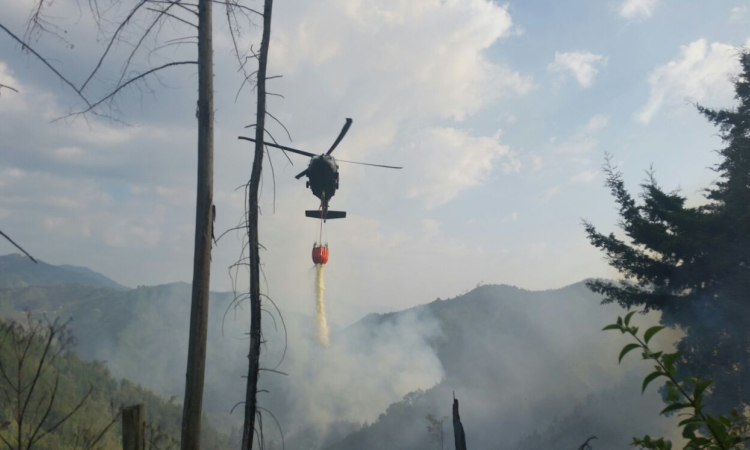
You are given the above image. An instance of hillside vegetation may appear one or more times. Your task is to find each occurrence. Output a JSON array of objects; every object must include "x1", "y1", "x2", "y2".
[
  {"x1": 0, "y1": 254, "x2": 684, "y2": 449},
  {"x1": 0, "y1": 317, "x2": 232, "y2": 449}
]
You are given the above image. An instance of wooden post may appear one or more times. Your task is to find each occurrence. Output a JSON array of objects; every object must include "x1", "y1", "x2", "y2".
[
  {"x1": 453, "y1": 394, "x2": 467, "y2": 450},
  {"x1": 122, "y1": 404, "x2": 145, "y2": 450}
]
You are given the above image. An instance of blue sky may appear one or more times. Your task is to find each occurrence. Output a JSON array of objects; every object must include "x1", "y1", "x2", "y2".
[{"x1": 0, "y1": 0, "x2": 748, "y2": 323}]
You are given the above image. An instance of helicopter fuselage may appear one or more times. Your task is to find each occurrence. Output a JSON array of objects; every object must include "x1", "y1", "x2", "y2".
[
  {"x1": 238, "y1": 117, "x2": 400, "y2": 221},
  {"x1": 306, "y1": 154, "x2": 339, "y2": 209}
]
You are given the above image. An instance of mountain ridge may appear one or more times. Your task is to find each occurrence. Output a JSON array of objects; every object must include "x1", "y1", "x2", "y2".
[
  {"x1": 0, "y1": 253, "x2": 127, "y2": 289},
  {"x1": 0, "y1": 255, "x2": 676, "y2": 450}
]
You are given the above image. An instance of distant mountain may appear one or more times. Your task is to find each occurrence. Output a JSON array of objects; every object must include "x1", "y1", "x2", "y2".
[
  {"x1": 0, "y1": 253, "x2": 126, "y2": 289},
  {"x1": 0, "y1": 263, "x2": 685, "y2": 449}
]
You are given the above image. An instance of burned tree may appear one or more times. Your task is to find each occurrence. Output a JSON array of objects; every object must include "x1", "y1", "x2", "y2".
[
  {"x1": 242, "y1": 1, "x2": 275, "y2": 448},
  {"x1": 0, "y1": 230, "x2": 36, "y2": 263},
  {"x1": 426, "y1": 413, "x2": 448, "y2": 450},
  {"x1": 2, "y1": 0, "x2": 288, "y2": 446},
  {"x1": 453, "y1": 395, "x2": 467, "y2": 450},
  {"x1": 1, "y1": 5, "x2": 205, "y2": 443}
]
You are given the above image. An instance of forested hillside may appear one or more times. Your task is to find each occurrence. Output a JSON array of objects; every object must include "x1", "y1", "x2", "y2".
[
  {"x1": 0, "y1": 317, "x2": 232, "y2": 449},
  {"x1": 0, "y1": 255, "x2": 685, "y2": 449}
]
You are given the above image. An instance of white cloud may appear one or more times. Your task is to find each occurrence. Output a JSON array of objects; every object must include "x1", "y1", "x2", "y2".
[
  {"x1": 270, "y1": 0, "x2": 532, "y2": 128},
  {"x1": 0, "y1": 62, "x2": 27, "y2": 113},
  {"x1": 548, "y1": 51, "x2": 607, "y2": 88},
  {"x1": 405, "y1": 127, "x2": 511, "y2": 209},
  {"x1": 530, "y1": 154, "x2": 543, "y2": 171},
  {"x1": 501, "y1": 152, "x2": 522, "y2": 173},
  {"x1": 0, "y1": 62, "x2": 20, "y2": 92},
  {"x1": 54, "y1": 147, "x2": 85, "y2": 159},
  {"x1": 421, "y1": 218, "x2": 440, "y2": 239},
  {"x1": 619, "y1": 0, "x2": 658, "y2": 19},
  {"x1": 539, "y1": 186, "x2": 560, "y2": 203},
  {"x1": 499, "y1": 211, "x2": 518, "y2": 224},
  {"x1": 730, "y1": 6, "x2": 748, "y2": 23},
  {"x1": 636, "y1": 39, "x2": 744, "y2": 123},
  {"x1": 570, "y1": 170, "x2": 597, "y2": 183},
  {"x1": 583, "y1": 114, "x2": 609, "y2": 133},
  {"x1": 555, "y1": 114, "x2": 609, "y2": 154},
  {"x1": 0, "y1": 168, "x2": 24, "y2": 187},
  {"x1": 528, "y1": 241, "x2": 548, "y2": 259}
]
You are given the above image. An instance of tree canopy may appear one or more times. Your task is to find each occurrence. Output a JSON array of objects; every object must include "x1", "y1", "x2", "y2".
[{"x1": 585, "y1": 51, "x2": 750, "y2": 414}]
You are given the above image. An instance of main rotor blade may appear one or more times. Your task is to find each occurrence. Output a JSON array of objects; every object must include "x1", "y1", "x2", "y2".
[
  {"x1": 326, "y1": 118, "x2": 353, "y2": 155},
  {"x1": 336, "y1": 159, "x2": 402, "y2": 169},
  {"x1": 238, "y1": 136, "x2": 316, "y2": 158}
]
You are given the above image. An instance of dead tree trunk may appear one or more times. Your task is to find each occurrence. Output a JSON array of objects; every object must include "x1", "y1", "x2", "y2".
[
  {"x1": 122, "y1": 404, "x2": 145, "y2": 450},
  {"x1": 181, "y1": 0, "x2": 214, "y2": 448},
  {"x1": 453, "y1": 395, "x2": 467, "y2": 450},
  {"x1": 241, "y1": 0, "x2": 273, "y2": 448}
]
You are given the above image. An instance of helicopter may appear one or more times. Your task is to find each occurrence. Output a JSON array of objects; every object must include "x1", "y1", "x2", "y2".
[{"x1": 238, "y1": 118, "x2": 401, "y2": 221}]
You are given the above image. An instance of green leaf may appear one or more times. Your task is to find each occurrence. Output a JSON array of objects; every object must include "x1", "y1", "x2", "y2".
[
  {"x1": 617, "y1": 316, "x2": 623, "y2": 326},
  {"x1": 642, "y1": 371, "x2": 665, "y2": 394},
  {"x1": 682, "y1": 423, "x2": 700, "y2": 439},
  {"x1": 665, "y1": 385, "x2": 679, "y2": 403},
  {"x1": 644, "y1": 326, "x2": 666, "y2": 344},
  {"x1": 619, "y1": 343, "x2": 641, "y2": 363},
  {"x1": 678, "y1": 416, "x2": 702, "y2": 427},
  {"x1": 602, "y1": 324, "x2": 621, "y2": 331},
  {"x1": 706, "y1": 415, "x2": 728, "y2": 443},
  {"x1": 624, "y1": 311, "x2": 637, "y2": 326},
  {"x1": 661, "y1": 352, "x2": 680, "y2": 376},
  {"x1": 693, "y1": 379, "x2": 712, "y2": 402},
  {"x1": 660, "y1": 403, "x2": 690, "y2": 415}
]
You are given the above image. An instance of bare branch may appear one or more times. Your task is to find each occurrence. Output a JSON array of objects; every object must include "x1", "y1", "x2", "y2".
[
  {"x1": 83, "y1": 409, "x2": 122, "y2": 450},
  {"x1": 115, "y1": 1, "x2": 182, "y2": 88},
  {"x1": 32, "y1": 385, "x2": 93, "y2": 445},
  {"x1": 145, "y1": 7, "x2": 199, "y2": 29},
  {"x1": 79, "y1": 0, "x2": 150, "y2": 93},
  {"x1": 257, "y1": 407, "x2": 284, "y2": 450},
  {"x1": 60, "y1": 61, "x2": 198, "y2": 119},
  {"x1": 0, "y1": 84, "x2": 19, "y2": 95},
  {"x1": 0, "y1": 23, "x2": 92, "y2": 110},
  {"x1": 0, "y1": 230, "x2": 37, "y2": 263},
  {"x1": 215, "y1": 1, "x2": 263, "y2": 17},
  {"x1": 147, "y1": 0, "x2": 199, "y2": 16},
  {"x1": 265, "y1": 111, "x2": 292, "y2": 142}
]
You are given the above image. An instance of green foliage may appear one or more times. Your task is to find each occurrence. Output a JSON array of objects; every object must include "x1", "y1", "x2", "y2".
[
  {"x1": 604, "y1": 314, "x2": 749, "y2": 450},
  {"x1": 586, "y1": 51, "x2": 750, "y2": 414},
  {"x1": 0, "y1": 317, "x2": 231, "y2": 450}
]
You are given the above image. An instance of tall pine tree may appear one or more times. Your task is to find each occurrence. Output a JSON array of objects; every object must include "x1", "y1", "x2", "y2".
[{"x1": 585, "y1": 51, "x2": 750, "y2": 413}]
